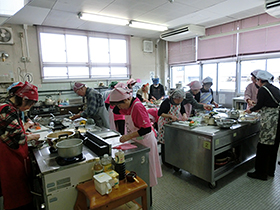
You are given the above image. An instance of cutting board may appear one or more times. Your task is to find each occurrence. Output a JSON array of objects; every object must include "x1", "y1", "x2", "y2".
[{"x1": 28, "y1": 125, "x2": 49, "y2": 133}]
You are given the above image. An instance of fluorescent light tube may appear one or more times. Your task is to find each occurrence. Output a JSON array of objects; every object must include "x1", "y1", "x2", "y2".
[
  {"x1": 78, "y1": 12, "x2": 129, "y2": 26},
  {"x1": 129, "y1": 21, "x2": 168, "y2": 31}
]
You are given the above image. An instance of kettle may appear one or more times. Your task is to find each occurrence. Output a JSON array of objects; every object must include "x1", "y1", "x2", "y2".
[
  {"x1": 45, "y1": 95, "x2": 55, "y2": 105},
  {"x1": 228, "y1": 109, "x2": 240, "y2": 120}
]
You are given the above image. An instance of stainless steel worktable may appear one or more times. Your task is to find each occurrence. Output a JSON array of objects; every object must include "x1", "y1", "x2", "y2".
[{"x1": 164, "y1": 122, "x2": 260, "y2": 188}]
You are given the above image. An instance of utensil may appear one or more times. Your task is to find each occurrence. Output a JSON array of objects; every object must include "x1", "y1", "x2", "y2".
[
  {"x1": 56, "y1": 139, "x2": 83, "y2": 158},
  {"x1": 215, "y1": 118, "x2": 236, "y2": 128},
  {"x1": 46, "y1": 130, "x2": 75, "y2": 148},
  {"x1": 227, "y1": 109, "x2": 240, "y2": 120},
  {"x1": 126, "y1": 171, "x2": 139, "y2": 183}
]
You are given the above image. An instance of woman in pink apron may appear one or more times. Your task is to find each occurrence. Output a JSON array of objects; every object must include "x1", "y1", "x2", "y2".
[
  {"x1": 105, "y1": 83, "x2": 126, "y2": 135},
  {"x1": 109, "y1": 88, "x2": 162, "y2": 188},
  {"x1": 0, "y1": 82, "x2": 40, "y2": 210}
]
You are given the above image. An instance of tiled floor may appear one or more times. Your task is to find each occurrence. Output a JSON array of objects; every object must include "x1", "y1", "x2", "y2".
[{"x1": 150, "y1": 154, "x2": 280, "y2": 210}]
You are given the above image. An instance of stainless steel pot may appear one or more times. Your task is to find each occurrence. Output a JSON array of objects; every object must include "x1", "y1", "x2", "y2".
[
  {"x1": 215, "y1": 118, "x2": 236, "y2": 128},
  {"x1": 56, "y1": 139, "x2": 83, "y2": 158},
  {"x1": 46, "y1": 130, "x2": 75, "y2": 148}
]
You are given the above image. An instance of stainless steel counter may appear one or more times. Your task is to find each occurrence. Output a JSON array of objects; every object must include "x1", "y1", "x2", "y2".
[{"x1": 164, "y1": 122, "x2": 260, "y2": 188}]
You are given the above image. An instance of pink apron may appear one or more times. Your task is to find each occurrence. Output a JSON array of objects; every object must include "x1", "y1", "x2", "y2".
[
  {"x1": 108, "y1": 107, "x2": 117, "y2": 131},
  {"x1": 125, "y1": 101, "x2": 162, "y2": 187},
  {"x1": 0, "y1": 104, "x2": 32, "y2": 209},
  {"x1": 158, "y1": 103, "x2": 181, "y2": 143}
]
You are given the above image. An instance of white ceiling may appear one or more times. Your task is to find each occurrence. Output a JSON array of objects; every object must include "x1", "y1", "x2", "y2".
[{"x1": 1, "y1": 0, "x2": 267, "y2": 39}]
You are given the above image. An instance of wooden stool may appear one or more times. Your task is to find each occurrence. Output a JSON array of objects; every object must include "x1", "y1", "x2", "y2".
[{"x1": 74, "y1": 176, "x2": 148, "y2": 210}]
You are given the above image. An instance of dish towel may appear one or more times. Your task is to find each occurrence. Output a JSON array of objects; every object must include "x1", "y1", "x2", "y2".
[{"x1": 113, "y1": 143, "x2": 137, "y2": 150}]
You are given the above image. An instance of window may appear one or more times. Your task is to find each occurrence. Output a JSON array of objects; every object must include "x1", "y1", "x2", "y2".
[
  {"x1": 202, "y1": 63, "x2": 217, "y2": 91},
  {"x1": 217, "y1": 62, "x2": 236, "y2": 92},
  {"x1": 267, "y1": 58, "x2": 280, "y2": 89},
  {"x1": 38, "y1": 27, "x2": 130, "y2": 82},
  {"x1": 170, "y1": 64, "x2": 199, "y2": 89},
  {"x1": 240, "y1": 60, "x2": 266, "y2": 92}
]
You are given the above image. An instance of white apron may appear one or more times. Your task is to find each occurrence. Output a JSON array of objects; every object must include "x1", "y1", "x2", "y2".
[
  {"x1": 108, "y1": 107, "x2": 117, "y2": 131},
  {"x1": 125, "y1": 101, "x2": 162, "y2": 187}
]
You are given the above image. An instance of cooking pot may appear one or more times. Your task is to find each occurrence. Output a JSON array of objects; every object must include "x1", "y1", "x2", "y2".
[
  {"x1": 227, "y1": 109, "x2": 240, "y2": 120},
  {"x1": 46, "y1": 130, "x2": 75, "y2": 148},
  {"x1": 56, "y1": 139, "x2": 83, "y2": 158},
  {"x1": 45, "y1": 95, "x2": 55, "y2": 105}
]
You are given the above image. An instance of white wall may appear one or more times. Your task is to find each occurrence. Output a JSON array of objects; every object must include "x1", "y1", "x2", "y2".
[{"x1": 0, "y1": 24, "x2": 167, "y2": 101}]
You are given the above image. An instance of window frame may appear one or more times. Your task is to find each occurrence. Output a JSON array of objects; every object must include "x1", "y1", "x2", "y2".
[
  {"x1": 37, "y1": 26, "x2": 130, "y2": 83},
  {"x1": 170, "y1": 52, "x2": 280, "y2": 95}
]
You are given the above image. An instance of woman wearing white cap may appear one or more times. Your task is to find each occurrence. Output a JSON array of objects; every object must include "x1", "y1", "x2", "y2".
[
  {"x1": 244, "y1": 70, "x2": 260, "y2": 110},
  {"x1": 194, "y1": 77, "x2": 219, "y2": 108},
  {"x1": 185, "y1": 80, "x2": 213, "y2": 117},
  {"x1": 246, "y1": 70, "x2": 280, "y2": 181},
  {"x1": 110, "y1": 88, "x2": 162, "y2": 188}
]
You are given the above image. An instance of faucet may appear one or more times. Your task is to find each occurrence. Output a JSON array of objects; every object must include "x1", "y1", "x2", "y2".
[
  {"x1": 50, "y1": 113, "x2": 56, "y2": 120},
  {"x1": 68, "y1": 111, "x2": 74, "y2": 117}
]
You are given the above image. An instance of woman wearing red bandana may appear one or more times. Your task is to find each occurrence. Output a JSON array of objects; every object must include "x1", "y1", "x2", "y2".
[{"x1": 0, "y1": 81, "x2": 40, "y2": 210}]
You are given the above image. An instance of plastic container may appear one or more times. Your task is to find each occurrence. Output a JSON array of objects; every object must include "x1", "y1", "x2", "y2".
[
  {"x1": 92, "y1": 157, "x2": 104, "y2": 175},
  {"x1": 105, "y1": 170, "x2": 119, "y2": 188},
  {"x1": 101, "y1": 154, "x2": 113, "y2": 172},
  {"x1": 115, "y1": 150, "x2": 125, "y2": 164},
  {"x1": 93, "y1": 173, "x2": 112, "y2": 195}
]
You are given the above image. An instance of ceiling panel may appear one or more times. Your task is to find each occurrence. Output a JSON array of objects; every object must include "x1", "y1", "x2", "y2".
[{"x1": 2, "y1": 0, "x2": 267, "y2": 39}]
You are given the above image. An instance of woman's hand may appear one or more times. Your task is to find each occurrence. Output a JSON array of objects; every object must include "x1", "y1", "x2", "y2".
[
  {"x1": 25, "y1": 120, "x2": 34, "y2": 129},
  {"x1": 213, "y1": 102, "x2": 219, "y2": 108},
  {"x1": 247, "y1": 99, "x2": 256, "y2": 107},
  {"x1": 120, "y1": 135, "x2": 131, "y2": 143},
  {"x1": 181, "y1": 114, "x2": 188, "y2": 121},
  {"x1": 70, "y1": 114, "x2": 81, "y2": 121},
  {"x1": 203, "y1": 104, "x2": 213, "y2": 111},
  {"x1": 27, "y1": 133, "x2": 40, "y2": 142},
  {"x1": 170, "y1": 115, "x2": 178, "y2": 121}
]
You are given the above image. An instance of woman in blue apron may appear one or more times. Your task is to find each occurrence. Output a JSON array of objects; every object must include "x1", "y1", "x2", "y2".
[
  {"x1": 194, "y1": 77, "x2": 219, "y2": 108},
  {"x1": 246, "y1": 70, "x2": 280, "y2": 181}
]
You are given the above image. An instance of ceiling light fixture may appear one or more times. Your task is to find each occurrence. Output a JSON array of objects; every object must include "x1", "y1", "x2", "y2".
[
  {"x1": 78, "y1": 12, "x2": 129, "y2": 26},
  {"x1": 129, "y1": 20, "x2": 168, "y2": 31}
]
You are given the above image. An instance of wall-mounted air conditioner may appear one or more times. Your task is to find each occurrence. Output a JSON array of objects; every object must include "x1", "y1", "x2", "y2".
[
  {"x1": 160, "y1": 25, "x2": 205, "y2": 42},
  {"x1": 0, "y1": 28, "x2": 14, "y2": 45},
  {"x1": 265, "y1": 0, "x2": 280, "y2": 18}
]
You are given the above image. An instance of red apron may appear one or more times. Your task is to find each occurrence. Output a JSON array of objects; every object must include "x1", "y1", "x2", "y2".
[{"x1": 0, "y1": 104, "x2": 32, "y2": 209}]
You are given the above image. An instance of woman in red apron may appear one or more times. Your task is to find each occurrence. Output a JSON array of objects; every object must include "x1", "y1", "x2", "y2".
[
  {"x1": 109, "y1": 88, "x2": 162, "y2": 188},
  {"x1": 0, "y1": 82, "x2": 40, "y2": 210}
]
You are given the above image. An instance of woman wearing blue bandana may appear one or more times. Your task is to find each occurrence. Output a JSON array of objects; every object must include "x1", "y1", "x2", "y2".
[
  {"x1": 194, "y1": 76, "x2": 219, "y2": 108},
  {"x1": 150, "y1": 77, "x2": 165, "y2": 101}
]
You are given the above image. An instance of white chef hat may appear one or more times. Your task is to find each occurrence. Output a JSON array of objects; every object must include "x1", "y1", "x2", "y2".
[
  {"x1": 251, "y1": 70, "x2": 261, "y2": 78},
  {"x1": 202, "y1": 76, "x2": 213, "y2": 84},
  {"x1": 256, "y1": 70, "x2": 274, "y2": 83}
]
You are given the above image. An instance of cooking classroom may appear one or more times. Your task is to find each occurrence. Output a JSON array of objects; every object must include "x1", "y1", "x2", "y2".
[{"x1": 1, "y1": 0, "x2": 280, "y2": 210}]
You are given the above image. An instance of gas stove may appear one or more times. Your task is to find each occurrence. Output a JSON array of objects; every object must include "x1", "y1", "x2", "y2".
[
  {"x1": 33, "y1": 143, "x2": 95, "y2": 175},
  {"x1": 32, "y1": 143, "x2": 96, "y2": 210}
]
